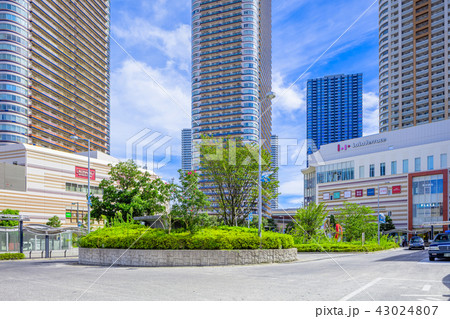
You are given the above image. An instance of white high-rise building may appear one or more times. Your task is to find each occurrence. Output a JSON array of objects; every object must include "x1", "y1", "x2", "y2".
[
  {"x1": 181, "y1": 129, "x2": 192, "y2": 172},
  {"x1": 379, "y1": 0, "x2": 449, "y2": 132}
]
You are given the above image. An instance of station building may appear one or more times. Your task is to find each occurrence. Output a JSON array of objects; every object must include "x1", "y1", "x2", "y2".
[
  {"x1": 302, "y1": 120, "x2": 450, "y2": 233},
  {"x1": 0, "y1": 144, "x2": 158, "y2": 226}
]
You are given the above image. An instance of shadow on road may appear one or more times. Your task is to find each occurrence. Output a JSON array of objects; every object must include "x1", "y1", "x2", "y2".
[
  {"x1": 375, "y1": 250, "x2": 427, "y2": 262},
  {"x1": 443, "y1": 274, "x2": 450, "y2": 301}
]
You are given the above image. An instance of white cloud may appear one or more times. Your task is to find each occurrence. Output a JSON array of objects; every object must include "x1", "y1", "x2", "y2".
[
  {"x1": 112, "y1": 21, "x2": 191, "y2": 71},
  {"x1": 272, "y1": 72, "x2": 306, "y2": 114},
  {"x1": 363, "y1": 91, "x2": 379, "y2": 136},
  {"x1": 110, "y1": 59, "x2": 191, "y2": 159}
]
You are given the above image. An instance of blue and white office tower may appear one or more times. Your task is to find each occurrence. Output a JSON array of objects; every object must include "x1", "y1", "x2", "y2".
[
  {"x1": 306, "y1": 74, "x2": 363, "y2": 158},
  {"x1": 181, "y1": 128, "x2": 192, "y2": 172}
]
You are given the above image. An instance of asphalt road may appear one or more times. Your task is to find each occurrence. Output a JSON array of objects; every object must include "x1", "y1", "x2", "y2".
[{"x1": 0, "y1": 248, "x2": 448, "y2": 301}]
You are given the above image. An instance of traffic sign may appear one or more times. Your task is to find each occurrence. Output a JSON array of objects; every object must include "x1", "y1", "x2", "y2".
[{"x1": 248, "y1": 213, "x2": 253, "y2": 222}]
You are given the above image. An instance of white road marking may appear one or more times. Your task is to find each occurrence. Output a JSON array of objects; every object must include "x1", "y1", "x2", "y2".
[
  {"x1": 340, "y1": 277, "x2": 383, "y2": 301},
  {"x1": 401, "y1": 294, "x2": 443, "y2": 297},
  {"x1": 422, "y1": 284, "x2": 431, "y2": 292}
]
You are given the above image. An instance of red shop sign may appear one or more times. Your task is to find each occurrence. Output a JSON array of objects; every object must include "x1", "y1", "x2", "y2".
[
  {"x1": 392, "y1": 185, "x2": 401, "y2": 194},
  {"x1": 75, "y1": 166, "x2": 96, "y2": 180},
  {"x1": 355, "y1": 189, "x2": 364, "y2": 197}
]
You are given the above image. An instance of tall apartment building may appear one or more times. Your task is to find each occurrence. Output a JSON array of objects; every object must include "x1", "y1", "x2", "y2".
[
  {"x1": 191, "y1": 0, "x2": 272, "y2": 152},
  {"x1": 181, "y1": 128, "x2": 192, "y2": 172},
  {"x1": 379, "y1": 0, "x2": 449, "y2": 132},
  {"x1": 0, "y1": 0, "x2": 110, "y2": 154},
  {"x1": 270, "y1": 134, "x2": 278, "y2": 209},
  {"x1": 191, "y1": 0, "x2": 273, "y2": 212},
  {"x1": 306, "y1": 74, "x2": 363, "y2": 156}
]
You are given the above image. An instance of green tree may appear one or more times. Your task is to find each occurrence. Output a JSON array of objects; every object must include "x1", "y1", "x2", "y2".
[
  {"x1": 0, "y1": 209, "x2": 19, "y2": 227},
  {"x1": 380, "y1": 215, "x2": 395, "y2": 232},
  {"x1": 291, "y1": 202, "x2": 328, "y2": 242},
  {"x1": 90, "y1": 160, "x2": 172, "y2": 223},
  {"x1": 200, "y1": 136, "x2": 279, "y2": 226},
  {"x1": 46, "y1": 216, "x2": 62, "y2": 228},
  {"x1": 335, "y1": 203, "x2": 377, "y2": 242},
  {"x1": 170, "y1": 169, "x2": 211, "y2": 231}
]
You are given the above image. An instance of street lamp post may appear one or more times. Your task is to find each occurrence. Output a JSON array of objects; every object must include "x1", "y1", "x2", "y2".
[
  {"x1": 71, "y1": 135, "x2": 91, "y2": 233},
  {"x1": 377, "y1": 181, "x2": 390, "y2": 245},
  {"x1": 258, "y1": 92, "x2": 276, "y2": 241}
]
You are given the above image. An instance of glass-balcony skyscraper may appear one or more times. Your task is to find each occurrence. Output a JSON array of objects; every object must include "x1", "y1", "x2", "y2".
[
  {"x1": 191, "y1": 0, "x2": 273, "y2": 212},
  {"x1": 191, "y1": 0, "x2": 272, "y2": 154},
  {"x1": 378, "y1": 0, "x2": 450, "y2": 132},
  {"x1": 306, "y1": 74, "x2": 363, "y2": 156},
  {"x1": 0, "y1": 0, "x2": 110, "y2": 154}
]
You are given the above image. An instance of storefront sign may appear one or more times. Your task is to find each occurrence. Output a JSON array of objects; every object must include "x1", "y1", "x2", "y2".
[
  {"x1": 379, "y1": 187, "x2": 388, "y2": 195},
  {"x1": 367, "y1": 188, "x2": 375, "y2": 196},
  {"x1": 75, "y1": 166, "x2": 96, "y2": 180},
  {"x1": 344, "y1": 190, "x2": 352, "y2": 198},
  {"x1": 392, "y1": 185, "x2": 401, "y2": 194},
  {"x1": 323, "y1": 193, "x2": 330, "y2": 200},
  {"x1": 333, "y1": 192, "x2": 341, "y2": 200},
  {"x1": 65, "y1": 212, "x2": 72, "y2": 218},
  {"x1": 355, "y1": 189, "x2": 363, "y2": 197}
]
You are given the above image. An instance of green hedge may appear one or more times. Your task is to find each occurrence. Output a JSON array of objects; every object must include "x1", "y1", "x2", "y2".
[
  {"x1": 295, "y1": 241, "x2": 399, "y2": 253},
  {"x1": 79, "y1": 224, "x2": 294, "y2": 250},
  {"x1": 0, "y1": 253, "x2": 25, "y2": 260}
]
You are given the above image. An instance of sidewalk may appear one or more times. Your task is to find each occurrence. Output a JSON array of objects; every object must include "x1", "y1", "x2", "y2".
[{"x1": 23, "y1": 248, "x2": 79, "y2": 259}]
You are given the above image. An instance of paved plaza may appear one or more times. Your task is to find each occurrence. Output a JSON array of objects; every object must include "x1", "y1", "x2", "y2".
[{"x1": 0, "y1": 248, "x2": 448, "y2": 301}]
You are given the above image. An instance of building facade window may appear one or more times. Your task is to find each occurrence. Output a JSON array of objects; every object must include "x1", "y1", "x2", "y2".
[
  {"x1": 440, "y1": 153, "x2": 447, "y2": 169},
  {"x1": 427, "y1": 156, "x2": 434, "y2": 170},
  {"x1": 415, "y1": 157, "x2": 421, "y2": 172},
  {"x1": 380, "y1": 162, "x2": 386, "y2": 176},
  {"x1": 411, "y1": 174, "x2": 444, "y2": 227},
  {"x1": 403, "y1": 159, "x2": 409, "y2": 173},
  {"x1": 359, "y1": 165, "x2": 364, "y2": 179},
  {"x1": 369, "y1": 164, "x2": 375, "y2": 177},
  {"x1": 391, "y1": 161, "x2": 397, "y2": 175}
]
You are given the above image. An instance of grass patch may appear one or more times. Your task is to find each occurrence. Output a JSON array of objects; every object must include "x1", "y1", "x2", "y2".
[
  {"x1": 79, "y1": 224, "x2": 295, "y2": 250},
  {"x1": 0, "y1": 253, "x2": 25, "y2": 260}
]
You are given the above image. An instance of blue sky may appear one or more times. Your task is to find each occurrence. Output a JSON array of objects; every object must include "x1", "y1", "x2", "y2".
[{"x1": 109, "y1": 0, "x2": 380, "y2": 209}]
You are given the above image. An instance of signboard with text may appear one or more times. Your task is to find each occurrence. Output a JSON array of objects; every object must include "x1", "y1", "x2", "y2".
[
  {"x1": 379, "y1": 187, "x2": 388, "y2": 195},
  {"x1": 344, "y1": 190, "x2": 352, "y2": 198},
  {"x1": 355, "y1": 189, "x2": 363, "y2": 197},
  {"x1": 392, "y1": 185, "x2": 402, "y2": 194},
  {"x1": 323, "y1": 193, "x2": 330, "y2": 200},
  {"x1": 333, "y1": 192, "x2": 341, "y2": 200},
  {"x1": 75, "y1": 166, "x2": 96, "y2": 181},
  {"x1": 367, "y1": 188, "x2": 375, "y2": 196}
]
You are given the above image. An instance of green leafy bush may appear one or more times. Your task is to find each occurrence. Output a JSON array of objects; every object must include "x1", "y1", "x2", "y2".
[
  {"x1": 0, "y1": 253, "x2": 25, "y2": 260},
  {"x1": 295, "y1": 238, "x2": 399, "y2": 252},
  {"x1": 79, "y1": 224, "x2": 294, "y2": 250}
]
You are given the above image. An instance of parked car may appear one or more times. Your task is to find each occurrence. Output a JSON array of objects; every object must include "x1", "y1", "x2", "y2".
[
  {"x1": 409, "y1": 236, "x2": 425, "y2": 250},
  {"x1": 428, "y1": 233, "x2": 450, "y2": 261}
]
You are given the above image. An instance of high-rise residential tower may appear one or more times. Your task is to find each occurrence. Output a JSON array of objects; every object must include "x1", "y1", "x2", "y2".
[
  {"x1": 379, "y1": 0, "x2": 449, "y2": 132},
  {"x1": 270, "y1": 134, "x2": 278, "y2": 209},
  {"x1": 181, "y1": 128, "x2": 192, "y2": 172},
  {"x1": 0, "y1": 0, "x2": 110, "y2": 154},
  {"x1": 306, "y1": 74, "x2": 363, "y2": 156},
  {"x1": 191, "y1": 0, "x2": 272, "y2": 154},
  {"x1": 191, "y1": 0, "x2": 273, "y2": 212}
]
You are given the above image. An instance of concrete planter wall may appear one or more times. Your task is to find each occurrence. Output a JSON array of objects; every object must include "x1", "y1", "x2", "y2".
[{"x1": 79, "y1": 247, "x2": 298, "y2": 267}]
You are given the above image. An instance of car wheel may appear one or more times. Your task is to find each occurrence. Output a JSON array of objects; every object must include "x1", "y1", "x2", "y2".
[
  {"x1": 422, "y1": 247, "x2": 425, "y2": 250},
  {"x1": 429, "y1": 256, "x2": 435, "y2": 261}
]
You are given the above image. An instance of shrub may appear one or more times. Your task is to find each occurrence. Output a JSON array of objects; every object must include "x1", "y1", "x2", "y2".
[
  {"x1": 79, "y1": 224, "x2": 294, "y2": 250},
  {"x1": 0, "y1": 253, "x2": 25, "y2": 260},
  {"x1": 295, "y1": 238, "x2": 399, "y2": 253}
]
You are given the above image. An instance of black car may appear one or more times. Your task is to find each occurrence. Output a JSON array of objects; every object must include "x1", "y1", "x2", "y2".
[
  {"x1": 428, "y1": 233, "x2": 450, "y2": 261},
  {"x1": 409, "y1": 236, "x2": 425, "y2": 250}
]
